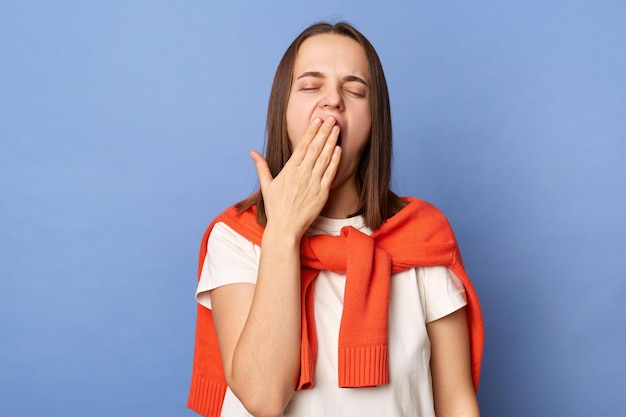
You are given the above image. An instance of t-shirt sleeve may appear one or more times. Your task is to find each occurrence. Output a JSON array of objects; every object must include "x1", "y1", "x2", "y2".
[
  {"x1": 418, "y1": 266, "x2": 467, "y2": 323},
  {"x1": 195, "y1": 222, "x2": 261, "y2": 310}
]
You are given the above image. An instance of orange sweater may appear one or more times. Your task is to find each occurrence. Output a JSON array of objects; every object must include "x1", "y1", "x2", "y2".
[{"x1": 188, "y1": 197, "x2": 484, "y2": 417}]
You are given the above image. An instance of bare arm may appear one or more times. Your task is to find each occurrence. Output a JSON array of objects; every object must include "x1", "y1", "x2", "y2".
[
  {"x1": 210, "y1": 230, "x2": 301, "y2": 417},
  {"x1": 210, "y1": 117, "x2": 341, "y2": 417},
  {"x1": 427, "y1": 307, "x2": 480, "y2": 417}
]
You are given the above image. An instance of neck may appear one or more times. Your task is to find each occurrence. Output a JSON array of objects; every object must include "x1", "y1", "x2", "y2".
[{"x1": 321, "y1": 178, "x2": 361, "y2": 219}]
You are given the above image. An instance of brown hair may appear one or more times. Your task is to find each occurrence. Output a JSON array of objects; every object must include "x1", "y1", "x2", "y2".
[{"x1": 237, "y1": 21, "x2": 405, "y2": 230}]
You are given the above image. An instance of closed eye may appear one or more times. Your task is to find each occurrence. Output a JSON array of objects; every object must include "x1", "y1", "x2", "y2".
[
  {"x1": 343, "y1": 80, "x2": 367, "y2": 98},
  {"x1": 345, "y1": 89, "x2": 366, "y2": 98},
  {"x1": 344, "y1": 86, "x2": 367, "y2": 98}
]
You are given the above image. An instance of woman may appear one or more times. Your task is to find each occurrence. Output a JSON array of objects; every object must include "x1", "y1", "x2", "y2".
[{"x1": 188, "y1": 22, "x2": 483, "y2": 417}]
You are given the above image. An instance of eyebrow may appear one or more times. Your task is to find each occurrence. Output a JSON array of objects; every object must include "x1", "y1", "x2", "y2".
[{"x1": 296, "y1": 71, "x2": 369, "y2": 87}]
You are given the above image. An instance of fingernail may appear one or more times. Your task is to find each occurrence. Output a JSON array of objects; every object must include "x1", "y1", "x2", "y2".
[
  {"x1": 325, "y1": 116, "x2": 335, "y2": 125},
  {"x1": 313, "y1": 117, "x2": 322, "y2": 126}
]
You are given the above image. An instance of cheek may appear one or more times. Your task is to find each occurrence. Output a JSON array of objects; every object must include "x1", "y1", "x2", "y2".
[
  {"x1": 285, "y1": 99, "x2": 311, "y2": 145},
  {"x1": 352, "y1": 111, "x2": 372, "y2": 147}
]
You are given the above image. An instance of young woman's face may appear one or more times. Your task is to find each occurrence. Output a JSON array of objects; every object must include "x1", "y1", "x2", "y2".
[{"x1": 286, "y1": 33, "x2": 371, "y2": 187}]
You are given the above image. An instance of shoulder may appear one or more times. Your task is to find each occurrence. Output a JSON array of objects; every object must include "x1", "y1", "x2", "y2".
[
  {"x1": 394, "y1": 196, "x2": 453, "y2": 231},
  {"x1": 403, "y1": 196, "x2": 448, "y2": 219},
  {"x1": 208, "y1": 222, "x2": 258, "y2": 251},
  {"x1": 374, "y1": 196, "x2": 458, "y2": 251},
  {"x1": 197, "y1": 201, "x2": 263, "y2": 269},
  {"x1": 203, "y1": 202, "x2": 264, "y2": 246}
]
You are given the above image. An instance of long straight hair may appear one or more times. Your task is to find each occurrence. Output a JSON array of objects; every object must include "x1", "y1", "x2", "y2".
[{"x1": 238, "y1": 22, "x2": 405, "y2": 230}]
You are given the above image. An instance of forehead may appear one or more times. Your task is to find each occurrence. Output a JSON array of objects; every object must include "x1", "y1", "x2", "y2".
[{"x1": 294, "y1": 34, "x2": 369, "y2": 79}]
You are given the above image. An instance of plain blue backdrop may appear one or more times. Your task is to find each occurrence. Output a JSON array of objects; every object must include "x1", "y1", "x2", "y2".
[{"x1": 1, "y1": 1, "x2": 625, "y2": 416}]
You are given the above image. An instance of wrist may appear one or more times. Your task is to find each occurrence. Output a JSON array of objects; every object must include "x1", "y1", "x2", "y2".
[{"x1": 262, "y1": 224, "x2": 303, "y2": 248}]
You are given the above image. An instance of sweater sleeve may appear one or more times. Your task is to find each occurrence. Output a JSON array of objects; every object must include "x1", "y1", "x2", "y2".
[{"x1": 196, "y1": 222, "x2": 261, "y2": 309}]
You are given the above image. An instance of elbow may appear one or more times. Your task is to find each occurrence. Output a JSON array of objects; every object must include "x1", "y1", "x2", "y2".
[
  {"x1": 226, "y1": 355, "x2": 299, "y2": 417},
  {"x1": 245, "y1": 402, "x2": 287, "y2": 417},
  {"x1": 237, "y1": 391, "x2": 291, "y2": 417},
  {"x1": 229, "y1": 378, "x2": 294, "y2": 417}
]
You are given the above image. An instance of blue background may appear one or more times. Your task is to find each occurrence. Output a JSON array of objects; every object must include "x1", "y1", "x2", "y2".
[{"x1": 1, "y1": 1, "x2": 625, "y2": 416}]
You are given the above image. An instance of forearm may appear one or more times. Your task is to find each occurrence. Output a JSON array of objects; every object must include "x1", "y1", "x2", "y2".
[{"x1": 229, "y1": 226, "x2": 302, "y2": 416}]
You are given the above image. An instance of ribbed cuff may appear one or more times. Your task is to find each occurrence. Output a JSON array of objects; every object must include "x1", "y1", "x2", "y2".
[
  {"x1": 187, "y1": 373, "x2": 227, "y2": 417},
  {"x1": 297, "y1": 341, "x2": 315, "y2": 390},
  {"x1": 338, "y1": 345, "x2": 389, "y2": 387}
]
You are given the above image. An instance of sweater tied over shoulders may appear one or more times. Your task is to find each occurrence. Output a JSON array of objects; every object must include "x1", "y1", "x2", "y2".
[{"x1": 187, "y1": 197, "x2": 484, "y2": 417}]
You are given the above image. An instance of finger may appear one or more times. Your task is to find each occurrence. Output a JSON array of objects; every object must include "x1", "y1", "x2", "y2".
[
  {"x1": 311, "y1": 125, "x2": 340, "y2": 176},
  {"x1": 320, "y1": 146, "x2": 342, "y2": 190},
  {"x1": 249, "y1": 151, "x2": 273, "y2": 193},
  {"x1": 289, "y1": 117, "x2": 323, "y2": 165},
  {"x1": 299, "y1": 117, "x2": 338, "y2": 168}
]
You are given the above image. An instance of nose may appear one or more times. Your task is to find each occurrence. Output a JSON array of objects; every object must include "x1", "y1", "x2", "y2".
[{"x1": 319, "y1": 86, "x2": 344, "y2": 111}]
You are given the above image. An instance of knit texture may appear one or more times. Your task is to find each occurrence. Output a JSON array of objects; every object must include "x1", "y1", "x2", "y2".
[{"x1": 187, "y1": 197, "x2": 484, "y2": 417}]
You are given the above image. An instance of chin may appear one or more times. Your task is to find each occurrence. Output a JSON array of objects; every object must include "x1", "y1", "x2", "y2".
[{"x1": 330, "y1": 169, "x2": 357, "y2": 191}]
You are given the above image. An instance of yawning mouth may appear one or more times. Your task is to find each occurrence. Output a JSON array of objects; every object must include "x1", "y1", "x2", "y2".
[{"x1": 337, "y1": 132, "x2": 342, "y2": 147}]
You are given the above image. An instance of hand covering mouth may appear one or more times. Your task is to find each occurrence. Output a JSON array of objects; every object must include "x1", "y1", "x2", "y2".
[{"x1": 319, "y1": 117, "x2": 343, "y2": 146}]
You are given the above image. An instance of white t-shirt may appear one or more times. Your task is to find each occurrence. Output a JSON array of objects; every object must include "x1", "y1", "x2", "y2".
[{"x1": 196, "y1": 215, "x2": 467, "y2": 417}]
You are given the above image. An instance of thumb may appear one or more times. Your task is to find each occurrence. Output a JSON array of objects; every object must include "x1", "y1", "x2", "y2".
[{"x1": 249, "y1": 151, "x2": 273, "y2": 192}]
